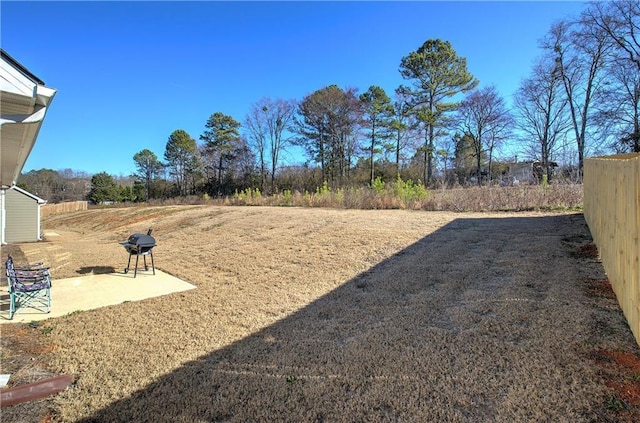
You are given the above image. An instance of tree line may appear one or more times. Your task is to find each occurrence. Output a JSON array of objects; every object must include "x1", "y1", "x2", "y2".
[{"x1": 19, "y1": 1, "x2": 640, "y2": 203}]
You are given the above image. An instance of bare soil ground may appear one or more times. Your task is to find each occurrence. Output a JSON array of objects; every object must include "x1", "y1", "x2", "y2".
[{"x1": 2, "y1": 206, "x2": 640, "y2": 422}]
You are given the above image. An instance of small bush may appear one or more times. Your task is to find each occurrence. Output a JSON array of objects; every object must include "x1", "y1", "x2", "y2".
[{"x1": 371, "y1": 177, "x2": 385, "y2": 194}]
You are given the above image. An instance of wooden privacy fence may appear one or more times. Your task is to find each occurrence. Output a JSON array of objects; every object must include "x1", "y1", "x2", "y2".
[
  {"x1": 41, "y1": 201, "x2": 88, "y2": 217},
  {"x1": 584, "y1": 153, "x2": 640, "y2": 346}
]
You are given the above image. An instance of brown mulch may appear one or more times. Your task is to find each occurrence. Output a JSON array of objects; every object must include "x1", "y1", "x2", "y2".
[
  {"x1": 574, "y1": 242, "x2": 600, "y2": 259},
  {"x1": 600, "y1": 350, "x2": 640, "y2": 407},
  {"x1": 586, "y1": 279, "x2": 618, "y2": 299}
]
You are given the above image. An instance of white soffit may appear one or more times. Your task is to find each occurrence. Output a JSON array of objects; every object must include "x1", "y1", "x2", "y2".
[{"x1": 1, "y1": 50, "x2": 56, "y2": 187}]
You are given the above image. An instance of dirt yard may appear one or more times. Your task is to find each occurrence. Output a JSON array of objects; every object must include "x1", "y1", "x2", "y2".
[{"x1": 2, "y1": 206, "x2": 640, "y2": 422}]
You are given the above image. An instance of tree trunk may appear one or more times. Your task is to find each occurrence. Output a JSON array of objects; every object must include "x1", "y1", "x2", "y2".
[
  {"x1": 319, "y1": 133, "x2": 326, "y2": 183},
  {"x1": 217, "y1": 156, "x2": 224, "y2": 197},
  {"x1": 427, "y1": 124, "x2": 435, "y2": 185},
  {"x1": 634, "y1": 109, "x2": 640, "y2": 152},
  {"x1": 423, "y1": 133, "x2": 428, "y2": 185},
  {"x1": 396, "y1": 131, "x2": 401, "y2": 180},
  {"x1": 476, "y1": 147, "x2": 482, "y2": 186},
  {"x1": 370, "y1": 128, "x2": 376, "y2": 186},
  {"x1": 488, "y1": 148, "x2": 493, "y2": 185}
]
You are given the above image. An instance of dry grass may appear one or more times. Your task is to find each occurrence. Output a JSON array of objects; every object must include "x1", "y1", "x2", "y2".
[
  {"x1": 225, "y1": 184, "x2": 583, "y2": 212},
  {"x1": 2, "y1": 206, "x2": 639, "y2": 422}
]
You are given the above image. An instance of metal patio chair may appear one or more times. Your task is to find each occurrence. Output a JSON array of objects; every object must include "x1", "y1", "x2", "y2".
[{"x1": 5, "y1": 255, "x2": 52, "y2": 320}]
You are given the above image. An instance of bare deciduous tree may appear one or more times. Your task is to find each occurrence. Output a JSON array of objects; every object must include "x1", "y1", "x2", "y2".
[
  {"x1": 245, "y1": 98, "x2": 296, "y2": 194},
  {"x1": 593, "y1": 57, "x2": 640, "y2": 153},
  {"x1": 455, "y1": 86, "x2": 513, "y2": 185},
  {"x1": 542, "y1": 17, "x2": 610, "y2": 179},
  {"x1": 585, "y1": 0, "x2": 640, "y2": 71},
  {"x1": 294, "y1": 85, "x2": 363, "y2": 187},
  {"x1": 514, "y1": 57, "x2": 571, "y2": 183}
]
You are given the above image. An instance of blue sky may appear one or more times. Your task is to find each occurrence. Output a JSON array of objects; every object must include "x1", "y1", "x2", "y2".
[{"x1": 2, "y1": 1, "x2": 588, "y2": 177}]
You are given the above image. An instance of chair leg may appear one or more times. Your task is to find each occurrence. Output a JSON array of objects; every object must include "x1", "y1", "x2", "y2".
[
  {"x1": 10, "y1": 288, "x2": 51, "y2": 318},
  {"x1": 9, "y1": 292, "x2": 15, "y2": 320}
]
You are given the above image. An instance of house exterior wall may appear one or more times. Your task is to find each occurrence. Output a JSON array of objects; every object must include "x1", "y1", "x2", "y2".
[
  {"x1": 508, "y1": 163, "x2": 534, "y2": 184},
  {"x1": 4, "y1": 187, "x2": 41, "y2": 243},
  {"x1": 0, "y1": 189, "x2": 5, "y2": 244}
]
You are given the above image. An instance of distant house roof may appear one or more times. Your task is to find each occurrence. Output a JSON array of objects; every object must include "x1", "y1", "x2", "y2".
[{"x1": 1, "y1": 49, "x2": 57, "y2": 188}]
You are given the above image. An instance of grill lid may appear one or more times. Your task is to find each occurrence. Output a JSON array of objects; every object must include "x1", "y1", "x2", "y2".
[{"x1": 121, "y1": 233, "x2": 156, "y2": 247}]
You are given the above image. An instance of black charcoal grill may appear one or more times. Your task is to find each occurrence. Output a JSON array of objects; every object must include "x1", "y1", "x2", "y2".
[{"x1": 120, "y1": 228, "x2": 156, "y2": 277}]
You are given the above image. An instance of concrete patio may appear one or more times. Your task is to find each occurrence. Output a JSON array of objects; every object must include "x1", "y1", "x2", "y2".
[{"x1": 1, "y1": 269, "x2": 196, "y2": 323}]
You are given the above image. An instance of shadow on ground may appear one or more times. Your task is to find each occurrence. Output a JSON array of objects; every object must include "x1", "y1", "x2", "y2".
[
  {"x1": 76, "y1": 266, "x2": 116, "y2": 275},
  {"x1": 73, "y1": 214, "x2": 638, "y2": 422}
]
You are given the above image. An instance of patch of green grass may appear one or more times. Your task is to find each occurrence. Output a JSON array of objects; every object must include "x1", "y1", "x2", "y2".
[
  {"x1": 27, "y1": 320, "x2": 54, "y2": 334},
  {"x1": 605, "y1": 394, "x2": 628, "y2": 412},
  {"x1": 285, "y1": 375, "x2": 297, "y2": 384}
]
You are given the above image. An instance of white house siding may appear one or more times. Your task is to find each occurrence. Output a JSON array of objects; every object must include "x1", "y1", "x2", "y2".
[
  {"x1": 509, "y1": 163, "x2": 534, "y2": 184},
  {"x1": 0, "y1": 189, "x2": 5, "y2": 244},
  {"x1": 1, "y1": 50, "x2": 55, "y2": 243},
  {"x1": 4, "y1": 187, "x2": 42, "y2": 243}
]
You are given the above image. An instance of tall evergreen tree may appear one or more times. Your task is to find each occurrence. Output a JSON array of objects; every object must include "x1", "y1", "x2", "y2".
[
  {"x1": 398, "y1": 39, "x2": 478, "y2": 185},
  {"x1": 87, "y1": 172, "x2": 120, "y2": 204},
  {"x1": 360, "y1": 86, "x2": 394, "y2": 185},
  {"x1": 164, "y1": 129, "x2": 200, "y2": 196},
  {"x1": 200, "y1": 112, "x2": 242, "y2": 196},
  {"x1": 452, "y1": 133, "x2": 478, "y2": 184},
  {"x1": 133, "y1": 149, "x2": 164, "y2": 201}
]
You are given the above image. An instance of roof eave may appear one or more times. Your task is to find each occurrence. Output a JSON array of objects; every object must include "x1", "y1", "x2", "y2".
[{"x1": 0, "y1": 50, "x2": 56, "y2": 186}]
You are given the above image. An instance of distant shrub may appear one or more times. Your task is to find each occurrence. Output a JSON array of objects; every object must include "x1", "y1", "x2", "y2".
[
  {"x1": 371, "y1": 177, "x2": 385, "y2": 194},
  {"x1": 157, "y1": 180, "x2": 582, "y2": 212}
]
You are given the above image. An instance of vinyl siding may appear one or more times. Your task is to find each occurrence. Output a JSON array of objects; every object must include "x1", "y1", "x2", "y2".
[{"x1": 5, "y1": 188, "x2": 39, "y2": 242}]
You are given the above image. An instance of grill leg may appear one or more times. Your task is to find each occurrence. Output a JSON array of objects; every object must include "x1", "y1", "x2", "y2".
[
  {"x1": 134, "y1": 253, "x2": 140, "y2": 278},
  {"x1": 125, "y1": 253, "x2": 133, "y2": 274},
  {"x1": 150, "y1": 251, "x2": 155, "y2": 275}
]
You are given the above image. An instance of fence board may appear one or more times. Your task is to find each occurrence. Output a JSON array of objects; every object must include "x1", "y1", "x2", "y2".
[
  {"x1": 41, "y1": 201, "x2": 88, "y2": 217},
  {"x1": 584, "y1": 153, "x2": 640, "y2": 346}
]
